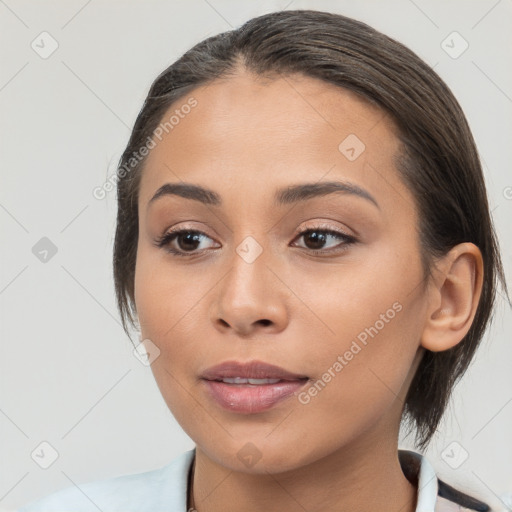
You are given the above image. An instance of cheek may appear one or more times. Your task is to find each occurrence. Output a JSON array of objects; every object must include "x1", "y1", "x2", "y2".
[
  {"x1": 290, "y1": 247, "x2": 425, "y2": 410},
  {"x1": 285, "y1": 307, "x2": 421, "y2": 466},
  {"x1": 134, "y1": 247, "x2": 206, "y2": 341},
  {"x1": 291, "y1": 246, "x2": 422, "y2": 354},
  {"x1": 133, "y1": 252, "x2": 217, "y2": 407},
  {"x1": 300, "y1": 295, "x2": 419, "y2": 403}
]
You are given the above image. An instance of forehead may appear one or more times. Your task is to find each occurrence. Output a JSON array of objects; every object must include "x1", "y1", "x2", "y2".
[{"x1": 138, "y1": 71, "x2": 406, "y2": 209}]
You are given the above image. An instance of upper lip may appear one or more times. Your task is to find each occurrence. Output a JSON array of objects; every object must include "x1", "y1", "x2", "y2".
[{"x1": 201, "y1": 360, "x2": 309, "y2": 381}]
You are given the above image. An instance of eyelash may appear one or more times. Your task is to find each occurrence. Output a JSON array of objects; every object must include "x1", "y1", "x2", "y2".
[{"x1": 154, "y1": 225, "x2": 357, "y2": 258}]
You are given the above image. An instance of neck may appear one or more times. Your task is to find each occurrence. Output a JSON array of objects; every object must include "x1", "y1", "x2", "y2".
[{"x1": 189, "y1": 432, "x2": 417, "y2": 512}]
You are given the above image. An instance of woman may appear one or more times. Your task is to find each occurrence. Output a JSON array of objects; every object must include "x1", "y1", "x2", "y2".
[{"x1": 18, "y1": 9, "x2": 507, "y2": 512}]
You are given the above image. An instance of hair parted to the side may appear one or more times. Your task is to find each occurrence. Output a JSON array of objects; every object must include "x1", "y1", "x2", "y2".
[{"x1": 113, "y1": 10, "x2": 507, "y2": 454}]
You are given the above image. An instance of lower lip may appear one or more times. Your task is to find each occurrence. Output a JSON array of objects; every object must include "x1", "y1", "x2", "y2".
[{"x1": 202, "y1": 379, "x2": 308, "y2": 413}]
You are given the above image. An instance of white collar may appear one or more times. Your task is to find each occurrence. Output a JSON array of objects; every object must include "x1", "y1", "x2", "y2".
[{"x1": 399, "y1": 449, "x2": 439, "y2": 512}]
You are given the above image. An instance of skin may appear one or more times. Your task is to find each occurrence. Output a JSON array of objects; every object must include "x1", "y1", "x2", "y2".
[{"x1": 133, "y1": 70, "x2": 483, "y2": 512}]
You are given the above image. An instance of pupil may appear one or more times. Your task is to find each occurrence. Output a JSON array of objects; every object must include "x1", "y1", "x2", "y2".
[
  {"x1": 180, "y1": 233, "x2": 200, "y2": 251},
  {"x1": 305, "y1": 231, "x2": 325, "y2": 250}
]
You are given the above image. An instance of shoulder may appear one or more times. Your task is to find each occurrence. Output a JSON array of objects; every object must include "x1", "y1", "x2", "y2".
[{"x1": 16, "y1": 449, "x2": 195, "y2": 512}]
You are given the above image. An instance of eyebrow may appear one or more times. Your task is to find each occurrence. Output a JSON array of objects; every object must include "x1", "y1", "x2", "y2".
[{"x1": 148, "y1": 180, "x2": 379, "y2": 209}]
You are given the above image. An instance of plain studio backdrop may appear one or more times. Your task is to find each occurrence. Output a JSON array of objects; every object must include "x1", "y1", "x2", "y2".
[{"x1": 1, "y1": 1, "x2": 511, "y2": 511}]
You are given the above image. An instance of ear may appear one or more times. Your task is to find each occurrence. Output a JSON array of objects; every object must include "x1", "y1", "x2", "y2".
[{"x1": 421, "y1": 243, "x2": 484, "y2": 352}]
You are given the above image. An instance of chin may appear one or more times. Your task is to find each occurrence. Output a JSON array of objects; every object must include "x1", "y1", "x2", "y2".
[{"x1": 196, "y1": 430, "x2": 337, "y2": 475}]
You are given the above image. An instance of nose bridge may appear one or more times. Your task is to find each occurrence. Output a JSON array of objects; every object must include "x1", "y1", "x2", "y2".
[
  {"x1": 212, "y1": 231, "x2": 288, "y2": 334},
  {"x1": 224, "y1": 233, "x2": 272, "y2": 307}
]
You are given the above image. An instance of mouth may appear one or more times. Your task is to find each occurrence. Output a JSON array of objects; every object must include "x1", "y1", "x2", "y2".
[
  {"x1": 212, "y1": 377, "x2": 291, "y2": 385},
  {"x1": 200, "y1": 360, "x2": 310, "y2": 413},
  {"x1": 201, "y1": 360, "x2": 309, "y2": 381}
]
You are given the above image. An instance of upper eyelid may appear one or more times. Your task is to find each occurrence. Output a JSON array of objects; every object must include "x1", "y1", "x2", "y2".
[
  {"x1": 164, "y1": 223, "x2": 353, "y2": 238},
  {"x1": 163, "y1": 217, "x2": 355, "y2": 235},
  {"x1": 162, "y1": 224, "x2": 356, "y2": 246}
]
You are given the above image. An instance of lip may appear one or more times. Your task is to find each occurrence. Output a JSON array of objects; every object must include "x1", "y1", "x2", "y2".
[
  {"x1": 200, "y1": 360, "x2": 309, "y2": 414},
  {"x1": 200, "y1": 360, "x2": 309, "y2": 381}
]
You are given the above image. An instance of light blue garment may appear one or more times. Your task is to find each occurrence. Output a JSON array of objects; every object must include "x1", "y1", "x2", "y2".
[
  {"x1": 17, "y1": 450, "x2": 195, "y2": 512},
  {"x1": 15, "y1": 448, "x2": 476, "y2": 512}
]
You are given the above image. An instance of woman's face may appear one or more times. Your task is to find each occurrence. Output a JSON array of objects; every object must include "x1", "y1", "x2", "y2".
[{"x1": 134, "y1": 71, "x2": 430, "y2": 473}]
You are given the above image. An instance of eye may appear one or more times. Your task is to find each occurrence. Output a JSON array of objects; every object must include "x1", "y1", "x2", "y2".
[
  {"x1": 154, "y1": 229, "x2": 219, "y2": 257},
  {"x1": 291, "y1": 226, "x2": 356, "y2": 255},
  {"x1": 154, "y1": 224, "x2": 357, "y2": 258}
]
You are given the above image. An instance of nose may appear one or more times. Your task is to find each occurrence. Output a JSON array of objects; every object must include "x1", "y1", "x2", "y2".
[{"x1": 211, "y1": 243, "x2": 289, "y2": 338}]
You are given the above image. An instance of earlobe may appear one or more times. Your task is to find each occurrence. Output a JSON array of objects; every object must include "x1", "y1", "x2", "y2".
[{"x1": 421, "y1": 243, "x2": 484, "y2": 352}]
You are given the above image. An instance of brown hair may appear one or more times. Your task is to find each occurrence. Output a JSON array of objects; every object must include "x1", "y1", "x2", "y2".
[{"x1": 113, "y1": 9, "x2": 506, "y2": 463}]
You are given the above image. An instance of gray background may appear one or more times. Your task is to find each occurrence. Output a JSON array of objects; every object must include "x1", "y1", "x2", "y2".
[{"x1": 1, "y1": 0, "x2": 511, "y2": 510}]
